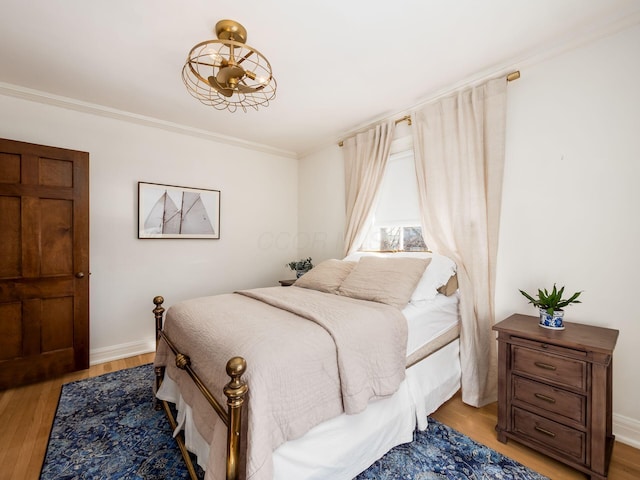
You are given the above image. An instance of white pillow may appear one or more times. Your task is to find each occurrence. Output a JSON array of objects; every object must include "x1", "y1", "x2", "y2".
[
  {"x1": 408, "y1": 253, "x2": 457, "y2": 303},
  {"x1": 343, "y1": 251, "x2": 457, "y2": 303}
]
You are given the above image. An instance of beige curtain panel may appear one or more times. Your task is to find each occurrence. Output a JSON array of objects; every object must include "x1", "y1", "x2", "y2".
[
  {"x1": 412, "y1": 77, "x2": 508, "y2": 407},
  {"x1": 342, "y1": 120, "x2": 396, "y2": 256}
]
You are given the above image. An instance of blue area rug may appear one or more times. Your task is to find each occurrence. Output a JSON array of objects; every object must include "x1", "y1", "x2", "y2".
[
  {"x1": 41, "y1": 364, "x2": 196, "y2": 480},
  {"x1": 354, "y1": 423, "x2": 548, "y2": 480},
  {"x1": 41, "y1": 364, "x2": 548, "y2": 479}
]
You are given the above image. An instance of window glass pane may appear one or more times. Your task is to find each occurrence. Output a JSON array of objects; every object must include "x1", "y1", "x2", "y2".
[
  {"x1": 359, "y1": 147, "x2": 428, "y2": 252},
  {"x1": 361, "y1": 225, "x2": 427, "y2": 252},
  {"x1": 381, "y1": 227, "x2": 401, "y2": 251},
  {"x1": 403, "y1": 226, "x2": 427, "y2": 251}
]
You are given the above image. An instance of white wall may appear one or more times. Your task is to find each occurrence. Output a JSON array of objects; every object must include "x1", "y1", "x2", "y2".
[
  {"x1": 0, "y1": 95, "x2": 299, "y2": 363},
  {"x1": 496, "y1": 22, "x2": 640, "y2": 446},
  {"x1": 297, "y1": 145, "x2": 345, "y2": 261},
  {"x1": 298, "y1": 23, "x2": 640, "y2": 445}
]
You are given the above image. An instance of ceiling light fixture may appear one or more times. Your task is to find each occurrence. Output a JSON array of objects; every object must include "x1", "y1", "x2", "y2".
[{"x1": 182, "y1": 19, "x2": 277, "y2": 112}]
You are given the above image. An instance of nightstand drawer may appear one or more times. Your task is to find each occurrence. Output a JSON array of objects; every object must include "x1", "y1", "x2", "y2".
[
  {"x1": 512, "y1": 345, "x2": 586, "y2": 390},
  {"x1": 513, "y1": 376, "x2": 586, "y2": 425},
  {"x1": 513, "y1": 407, "x2": 586, "y2": 463}
]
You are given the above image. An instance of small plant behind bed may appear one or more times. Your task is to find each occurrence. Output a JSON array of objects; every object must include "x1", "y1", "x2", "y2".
[{"x1": 286, "y1": 257, "x2": 313, "y2": 278}]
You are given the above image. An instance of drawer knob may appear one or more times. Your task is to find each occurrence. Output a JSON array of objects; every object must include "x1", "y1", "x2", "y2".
[
  {"x1": 534, "y1": 392, "x2": 556, "y2": 403},
  {"x1": 534, "y1": 425, "x2": 556, "y2": 438},
  {"x1": 534, "y1": 361, "x2": 557, "y2": 371}
]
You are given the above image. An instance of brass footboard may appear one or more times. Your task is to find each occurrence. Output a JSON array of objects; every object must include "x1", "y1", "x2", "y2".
[{"x1": 153, "y1": 296, "x2": 248, "y2": 480}]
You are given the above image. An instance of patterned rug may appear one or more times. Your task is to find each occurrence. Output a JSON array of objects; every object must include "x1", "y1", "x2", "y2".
[{"x1": 41, "y1": 364, "x2": 548, "y2": 479}]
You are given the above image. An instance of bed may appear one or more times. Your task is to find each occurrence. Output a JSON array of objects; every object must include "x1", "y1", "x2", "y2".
[{"x1": 153, "y1": 252, "x2": 461, "y2": 480}]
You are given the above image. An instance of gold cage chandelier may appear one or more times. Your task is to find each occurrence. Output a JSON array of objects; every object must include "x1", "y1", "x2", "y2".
[{"x1": 182, "y1": 20, "x2": 277, "y2": 112}]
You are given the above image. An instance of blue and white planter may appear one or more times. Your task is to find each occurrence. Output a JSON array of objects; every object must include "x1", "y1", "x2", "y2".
[{"x1": 539, "y1": 308, "x2": 565, "y2": 330}]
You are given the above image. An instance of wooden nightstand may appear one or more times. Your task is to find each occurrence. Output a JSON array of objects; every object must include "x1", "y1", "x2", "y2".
[
  {"x1": 493, "y1": 314, "x2": 619, "y2": 480},
  {"x1": 278, "y1": 279, "x2": 296, "y2": 286}
]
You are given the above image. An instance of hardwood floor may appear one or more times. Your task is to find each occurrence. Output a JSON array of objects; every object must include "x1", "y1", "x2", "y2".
[
  {"x1": 0, "y1": 353, "x2": 155, "y2": 480},
  {"x1": 431, "y1": 392, "x2": 640, "y2": 480},
  {"x1": 1, "y1": 353, "x2": 638, "y2": 480}
]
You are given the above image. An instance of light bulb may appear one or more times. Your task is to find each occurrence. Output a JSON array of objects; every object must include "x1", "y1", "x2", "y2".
[{"x1": 203, "y1": 47, "x2": 222, "y2": 64}]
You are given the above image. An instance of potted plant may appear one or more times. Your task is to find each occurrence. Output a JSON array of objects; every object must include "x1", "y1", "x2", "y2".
[
  {"x1": 519, "y1": 284, "x2": 582, "y2": 330},
  {"x1": 286, "y1": 257, "x2": 313, "y2": 278}
]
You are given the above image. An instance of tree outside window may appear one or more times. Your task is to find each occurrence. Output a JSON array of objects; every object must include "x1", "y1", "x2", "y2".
[{"x1": 362, "y1": 225, "x2": 427, "y2": 252}]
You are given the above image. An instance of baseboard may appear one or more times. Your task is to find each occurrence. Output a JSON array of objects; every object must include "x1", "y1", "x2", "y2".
[
  {"x1": 613, "y1": 413, "x2": 640, "y2": 449},
  {"x1": 90, "y1": 339, "x2": 156, "y2": 366}
]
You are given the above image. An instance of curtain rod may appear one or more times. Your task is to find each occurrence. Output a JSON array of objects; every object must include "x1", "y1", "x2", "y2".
[
  {"x1": 394, "y1": 114, "x2": 412, "y2": 126},
  {"x1": 338, "y1": 115, "x2": 411, "y2": 147},
  {"x1": 338, "y1": 70, "x2": 520, "y2": 147},
  {"x1": 506, "y1": 70, "x2": 521, "y2": 82}
]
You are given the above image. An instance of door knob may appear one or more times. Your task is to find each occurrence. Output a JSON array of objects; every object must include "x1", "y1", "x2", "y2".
[{"x1": 75, "y1": 272, "x2": 85, "y2": 278}]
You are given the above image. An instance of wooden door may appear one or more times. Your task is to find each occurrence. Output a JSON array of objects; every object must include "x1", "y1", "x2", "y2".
[{"x1": 0, "y1": 138, "x2": 89, "y2": 389}]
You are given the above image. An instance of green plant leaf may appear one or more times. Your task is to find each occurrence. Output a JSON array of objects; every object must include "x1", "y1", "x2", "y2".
[
  {"x1": 519, "y1": 289, "x2": 538, "y2": 305},
  {"x1": 519, "y1": 284, "x2": 582, "y2": 311}
]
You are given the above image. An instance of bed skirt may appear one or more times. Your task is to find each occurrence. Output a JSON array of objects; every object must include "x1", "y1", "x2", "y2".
[{"x1": 157, "y1": 338, "x2": 461, "y2": 480}]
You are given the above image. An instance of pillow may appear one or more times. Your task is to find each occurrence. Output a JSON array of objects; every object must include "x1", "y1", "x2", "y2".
[
  {"x1": 337, "y1": 256, "x2": 429, "y2": 309},
  {"x1": 344, "y1": 251, "x2": 458, "y2": 302},
  {"x1": 437, "y1": 274, "x2": 458, "y2": 296},
  {"x1": 408, "y1": 253, "x2": 458, "y2": 303},
  {"x1": 293, "y1": 259, "x2": 357, "y2": 294}
]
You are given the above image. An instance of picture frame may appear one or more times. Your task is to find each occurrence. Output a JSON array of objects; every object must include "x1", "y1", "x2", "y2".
[{"x1": 138, "y1": 182, "x2": 220, "y2": 239}]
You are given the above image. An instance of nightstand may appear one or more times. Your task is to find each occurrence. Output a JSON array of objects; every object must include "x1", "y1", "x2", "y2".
[
  {"x1": 493, "y1": 314, "x2": 618, "y2": 480},
  {"x1": 278, "y1": 279, "x2": 296, "y2": 286}
]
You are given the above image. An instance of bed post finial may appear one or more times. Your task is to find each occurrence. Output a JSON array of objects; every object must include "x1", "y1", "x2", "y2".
[
  {"x1": 226, "y1": 356, "x2": 247, "y2": 379},
  {"x1": 153, "y1": 295, "x2": 165, "y2": 343},
  {"x1": 224, "y1": 356, "x2": 248, "y2": 480},
  {"x1": 153, "y1": 295, "x2": 166, "y2": 411}
]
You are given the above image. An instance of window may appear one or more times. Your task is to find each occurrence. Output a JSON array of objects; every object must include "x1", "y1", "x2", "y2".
[
  {"x1": 360, "y1": 147, "x2": 427, "y2": 252},
  {"x1": 362, "y1": 225, "x2": 427, "y2": 251}
]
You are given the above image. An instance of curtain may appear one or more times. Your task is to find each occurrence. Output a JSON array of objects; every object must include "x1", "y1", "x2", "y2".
[
  {"x1": 412, "y1": 77, "x2": 507, "y2": 407},
  {"x1": 342, "y1": 120, "x2": 396, "y2": 255}
]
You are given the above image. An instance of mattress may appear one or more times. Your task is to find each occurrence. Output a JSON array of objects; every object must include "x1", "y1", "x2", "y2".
[
  {"x1": 156, "y1": 292, "x2": 461, "y2": 479},
  {"x1": 405, "y1": 292, "x2": 458, "y2": 350},
  {"x1": 404, "y1": 292, "x2": 460, "y2": 367}
]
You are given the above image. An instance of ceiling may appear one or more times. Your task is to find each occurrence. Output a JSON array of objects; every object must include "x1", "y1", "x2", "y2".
[{"x1": 1, "y1": 1, "x2": 639, "y2": 158}]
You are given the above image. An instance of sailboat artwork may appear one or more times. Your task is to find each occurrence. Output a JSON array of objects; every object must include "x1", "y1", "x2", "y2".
[{"x1": 138, "y1": 182, "x2": 220, "y2": 239}]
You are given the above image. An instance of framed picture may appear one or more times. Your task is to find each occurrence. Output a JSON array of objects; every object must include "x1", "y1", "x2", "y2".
[{"x1": 138, "y1": 182, "x2": 220, "y2": 239}]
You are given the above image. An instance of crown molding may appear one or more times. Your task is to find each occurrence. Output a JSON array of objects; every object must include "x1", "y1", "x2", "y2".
[
  {"x1": 0, "y1": 82, "x2": 298, "y2": 160},
  {"x1": 327, "y1": 10, "x2": 640, "y2": 155}
]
